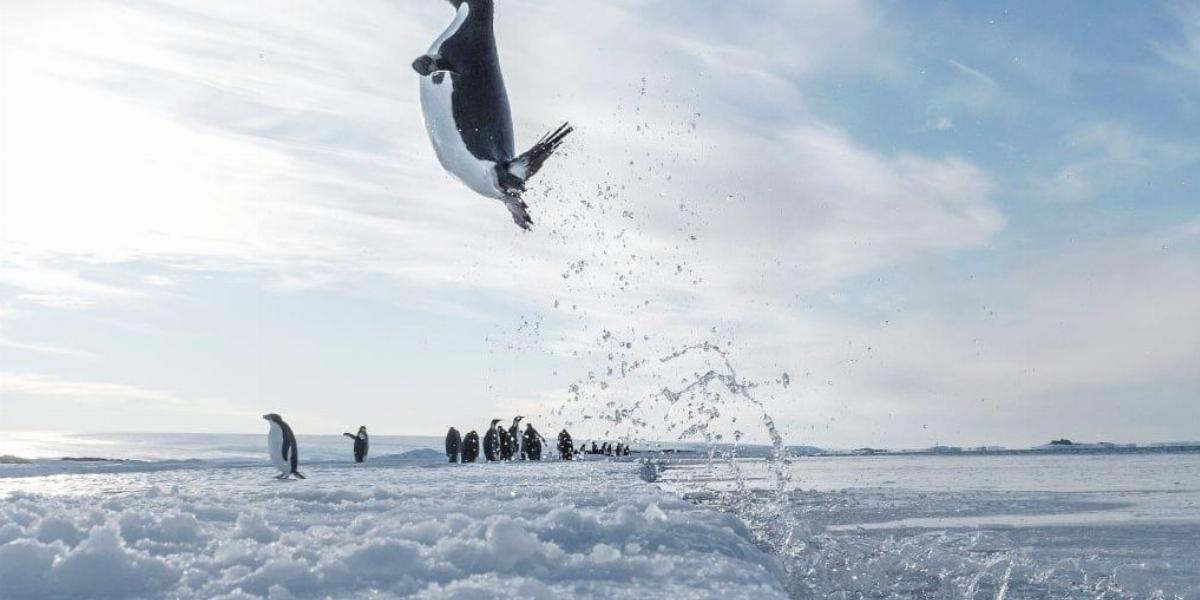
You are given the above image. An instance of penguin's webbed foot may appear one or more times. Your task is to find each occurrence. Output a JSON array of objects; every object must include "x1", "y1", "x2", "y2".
[{"x1": 503, "y1": 196, "x2": 533, "y2": 231}]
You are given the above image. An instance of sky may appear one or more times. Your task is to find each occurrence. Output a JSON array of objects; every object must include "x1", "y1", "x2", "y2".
[{"x1": 1, "y1": 0, "x2": 1198, "y2": 449}]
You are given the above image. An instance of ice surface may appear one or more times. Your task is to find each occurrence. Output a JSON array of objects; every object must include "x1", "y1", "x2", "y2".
[
  {"x1": 663, "y1": 452, "x2": 1200, "y2": 599},
  {"x1": 4, "y1": 437, "x2": 1199, "y2": 599},
  {"x1": 0, "y1": 459, "x2": 787, "y2": 599}
]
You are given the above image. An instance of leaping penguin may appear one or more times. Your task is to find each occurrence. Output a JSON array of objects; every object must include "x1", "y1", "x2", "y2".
[
  {"x1": 413, "y1": 0, "x2": 573, "y2": 230},
  {"x1": 263, "y1": 413, "x2": 305, "y2": 479}
]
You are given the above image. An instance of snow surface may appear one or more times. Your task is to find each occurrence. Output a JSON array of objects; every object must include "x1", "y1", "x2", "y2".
[
  {"x1": 0, "y1": 459, "x2": 787, "y2": 599},
  {"x1": 4, "y1": 438, "x2": 1200, "y2": 599}
]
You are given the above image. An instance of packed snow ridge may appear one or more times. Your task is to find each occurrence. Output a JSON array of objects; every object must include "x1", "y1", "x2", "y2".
[{"x1": 0, "y1": 461, "x2": 788, "y2": 599}]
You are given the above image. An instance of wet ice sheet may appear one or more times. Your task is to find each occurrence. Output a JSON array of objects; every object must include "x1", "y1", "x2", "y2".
[
  {"x1": 0, "y1": 460, "x2": 787, "y2": 599},
  {"x1": 661, "y1": 453, "x2": 1200, "y2": 598}
]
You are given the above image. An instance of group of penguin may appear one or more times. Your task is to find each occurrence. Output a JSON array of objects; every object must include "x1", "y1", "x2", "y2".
[
  {"x1": 261, "y1": 413, "x2": 371, "y2": 480},
  {"x1": 445, "y1": 416, "x2": 561, "y2": 463},
  {"x1": 261, "y1": 412, "x2": 618, "y2": 480}
]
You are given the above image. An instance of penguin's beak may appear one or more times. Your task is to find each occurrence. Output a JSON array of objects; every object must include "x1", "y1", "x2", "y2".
[{"x1": 261, "y1": 414, "x2": 269, "y2": 420}]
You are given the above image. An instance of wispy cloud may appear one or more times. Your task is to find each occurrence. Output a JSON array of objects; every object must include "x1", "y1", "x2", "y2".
[
  {"x1": 0, "y1": 0, "x2": 1001, "y2": 313},
  {"x1": 0, "y1": 373, "x2": 182, "y2": 405},
  {"x1": 1034, "y1": 121, "x2": 1200, "y2": 203},
  {"x1": 945, "y1": 59, "x2": 998, "y2": 87},
  {"x1": 0, "y1": 263, "x2": 142, "y2": 309},
  {"x1": 1154, "y1": 3, "x2": 1200, "y2": 77},
  {"x1": 0, "y1": 339, "x2": 97, "y2": 359}
]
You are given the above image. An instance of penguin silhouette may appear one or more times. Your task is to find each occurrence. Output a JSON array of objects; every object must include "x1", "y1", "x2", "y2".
[
  {"x1": 445, "y1": 427, "x2": 462, "y2": 463},
  {"x1": 557, "y1": 429, "x2": 573, "y2": 461},
  {"x1": 342, "y1": 426, "x2": 368, "y2": 463},
  {"x1": 483, "y1": 419, "x2": 501, "y2": 462},
  {"x1": 462, "y1": 430, "x2": 480, "y2": 463},
  {"x1": 522, "y1": 423, "x2": 544, "y2": 461}
]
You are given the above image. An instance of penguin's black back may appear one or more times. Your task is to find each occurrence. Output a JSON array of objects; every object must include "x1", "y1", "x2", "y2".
[
  {"x1": 354, "y1": 434, "x2": 368, "y2": 461},
  {"x1": 523, "y1": 427, "x2": 542, "y2": 460},
  {"x1": 462, "y1": 431, "x2": 480, "y2": 462},
  {"x1": 439, "y1": 0, "x2": 515, "y2": 163},
  {"x1": 446, "y1": 428, "x2": 462, "y2": 458},
  {"x1": 280, "y1": 420, "x2": 298, "y2": 472},
  {"x1": 483, "y1": 427, "x2": 499, "y2": 461}
]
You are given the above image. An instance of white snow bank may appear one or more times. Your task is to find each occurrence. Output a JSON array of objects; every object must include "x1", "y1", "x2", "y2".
[{"x1": 0, "y1": 461, "x2": 786, "y2": 599}]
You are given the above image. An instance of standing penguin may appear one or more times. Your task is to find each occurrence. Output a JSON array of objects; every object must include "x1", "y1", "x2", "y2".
[
  {"x1": 557, "y1": 429, "x2": 573, "y2": 461},
  {"x1": 499, "y1": 426, "x2": 513, "y2": 460},
  {"x1": 445, "y1": 427, "x2": 462, "y2": 463},
  {"x1": 508, "y1": 416, "x2": 524, "y2": 460},
  {"x1": 462, "y1": 430, "x2": 480, "y2": 462},
  {"x1": 262, "y1": 413, "x2": 305, "y2": 479},
  {"x1": 342, "y1": 426, "x2": 369, "y2": 463},
  {"x1": 522, "y1": 423, "x2": 544, "y2": 461},
  {"x1": 413, "y1": 0, "x2": 573, "y2": 230},
  {"x1": 483, "y1": 418, "x2": 501, "y2": 462}
]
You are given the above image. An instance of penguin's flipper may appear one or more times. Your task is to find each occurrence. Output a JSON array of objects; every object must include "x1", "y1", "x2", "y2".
[{"x1": 412, "y1": 54, "x2": 457, "y2": 76}]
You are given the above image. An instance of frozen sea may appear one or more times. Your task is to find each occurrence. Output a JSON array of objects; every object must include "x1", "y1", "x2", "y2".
[
  {"x1": 663, "y1": 453, "x2": 1200, "y2": 598},
  {"x1": 1, "y1": 434, "x2": 1198, "y2": 599}
]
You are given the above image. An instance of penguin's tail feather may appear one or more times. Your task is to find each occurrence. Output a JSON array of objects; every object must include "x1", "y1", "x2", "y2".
[
  {"x1": 511, "y1": 122, "x2": 573, "y2": 184},
  {"x1": 292, "y1": 471, "x2": 306, "y2": 479},
  {"x1": 498, "y1": 122, "x2": 573, "y2": 203}
]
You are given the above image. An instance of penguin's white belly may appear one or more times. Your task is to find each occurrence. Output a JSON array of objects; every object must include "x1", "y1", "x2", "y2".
[
  {"x1": 419, "y1": 75, "x2": 504, "y2": 199},
  {"x1": 267, "y1": 425, "x2": 287, "y2": 472}
]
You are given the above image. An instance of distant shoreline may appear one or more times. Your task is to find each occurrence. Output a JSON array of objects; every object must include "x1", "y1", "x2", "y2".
[{"x1": 788, "y1": 444, "x2": 1200, "y2": 458}]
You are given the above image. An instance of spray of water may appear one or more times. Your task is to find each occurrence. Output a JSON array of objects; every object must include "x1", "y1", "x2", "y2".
[
  {"x1": 475, "y1": 75, "x2": 1185, "y2": 597},
  {"x1": 467, "y1": 76, "x2": 822, "y2": 589}
]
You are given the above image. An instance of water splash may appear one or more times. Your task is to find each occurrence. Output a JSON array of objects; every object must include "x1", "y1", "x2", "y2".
[{"x1": 477, "y1": 77, "x2": 818, "y2": 585}]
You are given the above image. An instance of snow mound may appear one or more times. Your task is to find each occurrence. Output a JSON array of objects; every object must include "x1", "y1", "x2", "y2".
[
  {"x1": 0, "y1": 461, "x2": 786, "y2": 599},
  {"x1": 372, "y1": 448, "x2": 443, "y2": 461}
]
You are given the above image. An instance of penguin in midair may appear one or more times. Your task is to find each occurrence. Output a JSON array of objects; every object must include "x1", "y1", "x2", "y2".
[
  {"x1": 462, "y1": 430, "x2": 480, "y2": 462},
  {"x1": 262, "y1": 413, "x2": 305, "y2": 479},
  {"x1": 483, "y1": 418, "x2": 502, "y2": 461},
  {"x1": 413, "y1": 0, "x2": 573, "y2": 230},
  {"x1": 342, "y1": 426, "x2": 369, "y2": 463},
  {"x1": 445, "y1": 427, "x2": 462, "y2": 463}
]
